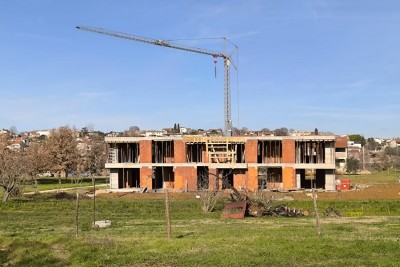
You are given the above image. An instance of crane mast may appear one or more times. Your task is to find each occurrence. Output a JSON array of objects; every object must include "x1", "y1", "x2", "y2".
[{"x1": 76, "y1": 25, "x2": 235, "y2": 136}]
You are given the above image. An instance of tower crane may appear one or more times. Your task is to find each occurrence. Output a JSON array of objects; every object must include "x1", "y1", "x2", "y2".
[{"x1": 76, "y1": 25, "x2": 237, "y2": 136}]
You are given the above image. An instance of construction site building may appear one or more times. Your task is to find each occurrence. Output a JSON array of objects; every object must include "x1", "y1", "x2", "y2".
[{"x1": 105, "y1": 135, "x2": 337, "y2": 192}]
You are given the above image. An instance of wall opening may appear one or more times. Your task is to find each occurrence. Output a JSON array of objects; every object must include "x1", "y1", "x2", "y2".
[
  {"x1": 108, "y1": 143, "x2": 140, "y2": 163},
  {"x1": 186, "y1": 143, "x2": 206, "y2": 163},
  {"x1": 257, "y1": 140, "x2": 282, "y2": 163},
  {"x1": 197, "y1": 166, "x2": 209, "y2": 190},
  {"x1": 258, "y1": 167, "x2": 282, "y2": 190},
  {"x1": 235, "y1": 144, "x2": 245, "y2": 163},
  {"x1": 295, "y1": 141, "x2": 327, "y2": 164},
  {"x1": 152, "y1": 166, "x2": 174, "y2": 190},
  {"x1": 152, "y1": 141, "x2": 174, "y2": 163},
  {"x1": 118, "y1": 168, "x2": 140, "y2": 188},
  {"x1": 299, "y1": 169, "x2": 326, "y2": 189},
  {"x1": 218, "y1": 169, "x2": 234, "y2": 189}
]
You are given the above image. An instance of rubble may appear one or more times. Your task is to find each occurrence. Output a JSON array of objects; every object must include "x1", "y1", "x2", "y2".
[{"x1": 94, "y1": 220, "x2": 112, "y2": 228}]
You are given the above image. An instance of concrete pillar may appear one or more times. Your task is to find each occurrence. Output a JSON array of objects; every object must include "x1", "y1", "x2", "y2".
[
  {"x1": 110, "y1": 169, "x2": 119, "y2": 189},
  {"x1": 325, "y1": 169, "x2": 336, "y2": 190}
]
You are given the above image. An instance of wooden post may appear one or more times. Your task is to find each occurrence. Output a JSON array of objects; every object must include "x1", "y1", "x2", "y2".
[
  {"x1": 165, "y1": 188, "x2": 171, "y2": 239},
  {"x1": 312, "y1": 187, "x2": 322, "y2": 237},
  {"x1": 75, "y1": 192, "x2": 79, "y2": 237},
  {"x1": 92, "y1": 176, "x2": 96, "y2": 226}
]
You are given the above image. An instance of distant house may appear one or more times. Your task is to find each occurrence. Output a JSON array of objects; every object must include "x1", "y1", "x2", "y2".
[
  {"x1": 335, "y1": 135, "x2": 348, "y2": 171},
  {"x1": 179, "y1": 127, "x2": 189, "y2": 134},
  {"x1": 7, "y1": 138, "x2": 26, "y2": 151},
  {"x1": 0, "y1": 129, "x2": 9, "y2": 135},
  {"x1": 388, "y1": 138, "x2": 400, "y2": 148},
  {"x1": 144, "y1": 130, "x2": 167, "y2": 137},
  {"x1": 36, "y1": 130, "x2": 50, "y2": 137}
]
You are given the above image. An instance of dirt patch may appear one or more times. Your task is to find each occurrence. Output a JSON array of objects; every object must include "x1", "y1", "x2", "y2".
[
  {"x1": 289, "y1": 184, "x2": 400, "y2": 201},
  {"x1": 97, "y1": 184, "x2": 400, "y2": 201}
]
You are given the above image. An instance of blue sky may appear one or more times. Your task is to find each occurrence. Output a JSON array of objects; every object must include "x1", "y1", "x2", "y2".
[{"x1": 1, "y1": 0, "x2": 399, "y2": 138}]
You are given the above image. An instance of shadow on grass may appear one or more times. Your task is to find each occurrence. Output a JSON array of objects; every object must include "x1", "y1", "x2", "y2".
[
  {"x1": 4, "y1": 240, "x2": 69, "y2": 267},
  {"x1": 175, "y1": 232, "x2": 194, "y2": 239}
]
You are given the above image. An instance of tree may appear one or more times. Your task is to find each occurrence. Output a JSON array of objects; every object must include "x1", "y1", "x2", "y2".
[
  {"x1": 345, "y1": 157, "x2": 360, "y2": 175},
  {"x1": 197, "y1": 169, "x2": 232, "y2": 212},
  {"x1": 78, "y1": 135, "x2": 107, "y2": 176},
  {"x1": 274, "y1": 127, "x2": 289, "y2": 136},
  {"x1": 25, "y1": 142, "x2": 51, "y2": 192},
  {"x1": 314, "y1": 128, "x2": 319, "y2": 135},
  {"x1": 80, "y1": 127, "x2": 89, "y2": 137},
  {"x1": 0, "y1": 146, "x2": 28, "y2": 203},
  {"x1": 9, "y1": 126, "x2": 18, "y2": 136},
  {"x1": 349, "y1": 134, "x2": 366, "y2": 146},
  {"x1": 46, "y1": 127, "x2": 78, "y2": 181},
  {"x1": 366, "y1": 138, "x2": 378, "y2": 151},
  {"x1": 128, "y1": 125, "x2": 140, "y2": 131}
]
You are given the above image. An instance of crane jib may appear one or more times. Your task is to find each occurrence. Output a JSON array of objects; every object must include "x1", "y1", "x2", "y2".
[{"x1": 76, "y1": 25, "x2": 234, "y2": 136}]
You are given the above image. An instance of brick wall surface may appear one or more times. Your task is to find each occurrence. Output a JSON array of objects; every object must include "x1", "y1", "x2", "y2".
[
  {"x1": 174, "y1": 167, "x2": 197, "y2": 191},
  {"x1": 139, "y1": 140, "x2": 152, "y2": 163},
  {"x1": 234, "y1": 171, "x2": 248, "y2": 190},
  {"x1": 282, "y1": 139, "x2": 295, "y2": 163},
  {"x1": 174, "y1": 140, "x2": 186, "y2": 163},
  {"x1": 245, "y1": 140, "x2": 258, "y2": 163},
  {"x1": 208, "y1": 168, "x2": 218, "y2": 190},
  {"x1": 140, "y1": 167, "x2": 153, "y2": 190},
  {"x1": 247, "y1": 167, "x2": 258, "y2": 192},
  {"x1": 283, "y1": 167, "x2": 295, "y2": 188}
]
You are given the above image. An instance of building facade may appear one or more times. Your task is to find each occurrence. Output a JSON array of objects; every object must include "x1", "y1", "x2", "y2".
[{"x1": 105, "y1": 135, "x2": 337, "y2": 191}]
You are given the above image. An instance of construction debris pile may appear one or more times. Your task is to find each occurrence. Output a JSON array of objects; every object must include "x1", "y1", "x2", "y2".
[
  {"x1": 247, "y1": 198, "x2": 307, "y2": 217},
  {"x1": 223, "y1": 188, "x2": 307, "y2": 218}
]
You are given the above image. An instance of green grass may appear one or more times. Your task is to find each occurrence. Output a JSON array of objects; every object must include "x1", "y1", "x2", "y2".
[
  {"x1": 339, "y1": 169, "x2": 400, "y2": 184},
  {"x1": 22, "y1": 177, "x2": 108, "y2": 193},
  {"x1": 1, "y1": 193, "x2": 400, "y2": 266}
]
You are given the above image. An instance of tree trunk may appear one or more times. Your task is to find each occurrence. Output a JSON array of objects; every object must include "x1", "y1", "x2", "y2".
[
  {"x1": 2, "y1": 191, "x2": 10, "y2": 203},
  {"x1": 34, "y1": 178, "x2": 39, "y2": 194}
]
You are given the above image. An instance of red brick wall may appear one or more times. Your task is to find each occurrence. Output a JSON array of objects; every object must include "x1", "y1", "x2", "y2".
[
  {"x1": 247, "y1": 167, "x2": 258, "y2": 192},
  {"x1": 174, "y1": 140, "x2": 186, "y2": 163},
  {"x1": 234, "y1": 171, "x2": 248, "y2": 190},
  {"x1": 208, "y1": 168, "x2": 217, "y2": 190},
  {"x1": 245, "y1": 139, "x2": 258, "y2": 163},
  {"x1": 174, "y1": 167, "x2": 197, "y2": 191},
  {"x1": 282, "y1": 139, "x2": 295, "y2": 163},
  {"x1": 140, "y1": 167, "x2": 153, "y2": 190},
  {"x1": 283, "y1": 167, "x2": 295, "y2": 189},
  {"x1": 139, "y1": 140, "x2": 152, "y2": 163}
]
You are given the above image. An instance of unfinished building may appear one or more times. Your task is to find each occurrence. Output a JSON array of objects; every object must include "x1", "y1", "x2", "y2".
[{"x1": 105, "y1": 135, "x2": 337, "y2": 192}]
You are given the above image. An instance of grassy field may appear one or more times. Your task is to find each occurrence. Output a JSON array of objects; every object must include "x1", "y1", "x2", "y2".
[
  {"x1": 1, "y1": 192, "x2": 400, "y2": 266},
  {"x1": 338, "y1": 169, "x2": 400, "y2": 184},
  {"x1": 22, "y1": 177, "x2": 108, "y2": 193}
]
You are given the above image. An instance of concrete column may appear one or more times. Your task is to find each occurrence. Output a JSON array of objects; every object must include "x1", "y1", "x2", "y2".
[
  {"x1": 110, "y1": 169, "x2": 119, "y2": 189},
  {"x1": 325, "y1": 169, "x2": 336, "y2": 190}
]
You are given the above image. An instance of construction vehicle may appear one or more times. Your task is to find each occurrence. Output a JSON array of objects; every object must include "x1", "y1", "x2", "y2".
[{"x1": 76, "y1": 25, "x2": 237, "y2": 136}]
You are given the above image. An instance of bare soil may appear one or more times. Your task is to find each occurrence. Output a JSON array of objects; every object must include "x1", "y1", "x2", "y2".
[{"x1": 97, "y1": 183, "x2": 400, "y2": 201}]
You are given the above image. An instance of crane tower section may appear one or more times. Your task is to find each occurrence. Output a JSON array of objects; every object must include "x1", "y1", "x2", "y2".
[{"x1": 76, "y1": 25, "x2": 237, "y2": 136}]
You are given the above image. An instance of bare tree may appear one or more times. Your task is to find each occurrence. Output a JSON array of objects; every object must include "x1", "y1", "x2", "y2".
[
  {"x1": 25, "y1": 142, "x2": 50, "y2": 192},
  {"x1": 46, "y1": 127, "x2": 78, "y2": 182},
  {"x1": 198, "y1": 169, "x2": 233, "y2": 212},
  {"x1": 0, "y1": 146, "x2": 28, "y2": 203}
]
